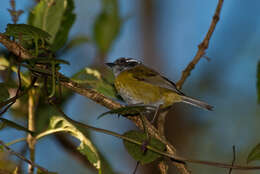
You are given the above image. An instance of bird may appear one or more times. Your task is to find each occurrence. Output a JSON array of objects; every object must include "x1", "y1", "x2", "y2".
[{"x1": 106, "y1": 57, "x2": 213, "y2": 111}]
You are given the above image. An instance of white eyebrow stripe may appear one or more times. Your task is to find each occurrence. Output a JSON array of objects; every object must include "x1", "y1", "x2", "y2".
[{"x1": 125, "y1": 58, "x2": 141, "y2": 63}]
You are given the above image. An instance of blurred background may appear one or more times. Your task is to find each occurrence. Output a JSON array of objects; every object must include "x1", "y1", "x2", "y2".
[{"x1": 1, "y1": 0, "x2": 260, "y2": 174}]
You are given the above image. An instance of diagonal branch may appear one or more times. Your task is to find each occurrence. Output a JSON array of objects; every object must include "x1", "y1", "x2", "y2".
[
  {"x1": 0, "y1": 33, "x2": 32, "y2": 59},
  {"x1": 0, "y1": 140, "x2": 52, "y2": 174},
  {"x1": 176, "y1": 0, "x2": 224, "y2": 89}
]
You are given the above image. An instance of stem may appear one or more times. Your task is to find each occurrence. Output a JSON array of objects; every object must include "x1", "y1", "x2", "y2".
[
  {"x1": 27, "y1": 89, "x2": 37, "y2": 174},
  {"x1": 176, "y1": 0, "x2": 224, "y2": 89}
]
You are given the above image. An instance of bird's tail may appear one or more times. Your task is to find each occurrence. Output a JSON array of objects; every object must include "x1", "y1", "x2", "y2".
[{"x1": 181, "y1": 95, "x2": 213, "y2": 111}]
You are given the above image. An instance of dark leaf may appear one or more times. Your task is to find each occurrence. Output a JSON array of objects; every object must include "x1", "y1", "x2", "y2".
[
  {"x1": 93, "y1": 0, "x2": 121, "y2": 54},
  {"x1": 51, "y1": 0, "x2": 76, "y2": 51},
  {"x1": 123, "y1": 130, "x2": 165, "y2": 164},
  {"x1": 28, "y1": 0, "x2": 68, "y2": 44}
]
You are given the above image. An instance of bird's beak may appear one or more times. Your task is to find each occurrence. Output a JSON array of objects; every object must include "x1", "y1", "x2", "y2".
[{"x1": 105, "y1": 62, "x2": 115, "y2": 67}]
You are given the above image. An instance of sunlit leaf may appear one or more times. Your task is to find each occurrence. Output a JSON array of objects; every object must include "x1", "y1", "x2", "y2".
[
  {"x1": 247, "y1": 143, "x2": 260, "y2": 163},
  {"x1": 123, "y1": 130, "x2": 165, "y2": 164},
  {"x1": 12, "y1": 167, "x2": 18, "y2": 174},
  {"x1": 71, "y1": 67, "x2": 118, "y2": 99},
  {"x1": 0, "y1": 56, "x2": 10, "y2": 70},
  {"x1": 51, "y1": 0, "x2": 76, "y2": 51},
  {"x1": 29, "y1": 0, "x2": 68, "y2": 44},
  {"x1": 0, "y1": 118, "x2": 34, "y2": 135},
  {"x1": 36, "y1": 116, "x2": 101, "y2": 171},
  {"x1": 0, "y1": 83, "x2": 9, "y2": 102}
]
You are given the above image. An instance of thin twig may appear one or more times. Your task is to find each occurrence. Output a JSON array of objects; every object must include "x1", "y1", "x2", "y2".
[
  {"x1": 158, "y1": 161, "x2": 168, "y2": 174},
  {"x1": 229, "y1": 145, "x2": 236, "y2": 174},
  {"x1": 0, "y1": 140, "x2": 51, "y2": 174},
  {"x1": 0, "y1": 64, "x2": 22, "y2": 116},
  {"x1": 0, "y1": 76, "x2": 36, "y2": 111},
  {"x1": 176, "y1": 0, "x2": 224, "y2": 89},
  {"x1": 27, "y1": 89, "x2": 37, "y2": 174},
  {"x1": 8, "y1": 0, "x2": 24, "y2": 24},
  {"x1": 157, "y1": 111, "x2": 169, "y2": 174}
]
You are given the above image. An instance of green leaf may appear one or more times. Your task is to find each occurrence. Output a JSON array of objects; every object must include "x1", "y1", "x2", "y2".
[
  {"x1": 51, "y1": 0, "x2": 76, "y2": 51},
  {"x1": 98, "y1": 105, "x2": 155, "y2": 119},
  {"x1": 29, "y1": 0, "x2": 68, "y2": 44},
  {"x1": 0, "y1": 118, "x2": 34, "y2": 135},
  {"x1": 257, "y1": 61, "x2": 260, "y2": 103},
  {"x1": 71, "y1": 67, "x2": 118, "y2": 99},
  {"x1": 63, "y1": 35, "x2": 89, "y2": 52},
  {"x1": 4, "y1": 24, "x2": 51, "y2": 41},
  {"x1": 123, "y1": 130, "x2": 165, "y2": 164},
  {"x1": 0, "y1": 83, "x2": 9, "y2": 102},
  {"x1": 93, "y1": 0, "x2": 122, "y2": 54},
  {"x1": 36, "y1": 116, "x2": 101, "y2": 171},
  {"x1": 247, "y1": 143, "x2": 260, "y2": 163}
]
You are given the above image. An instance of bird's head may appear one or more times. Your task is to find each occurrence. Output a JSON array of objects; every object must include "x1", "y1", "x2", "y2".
[{"x1": 106, "y1": 57, "x2": 142, "y2": 76}]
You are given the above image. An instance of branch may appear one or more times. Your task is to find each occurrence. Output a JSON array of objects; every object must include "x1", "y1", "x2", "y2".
[
  {"x1": 157, "y1": 111, "x2": 170, "y2": 174},
  {"x1": 0, "y1": 33, "x2": 32, "y2": 59},
  {"x1": 27, "y1": 89, "x2": 37, "y2": 174},
  {"x1": 176, "y1": 0, "x2": 224, "y2": 89},
  {"x1": 0, "y1": 140, "x2": 52, "y2": 174}
]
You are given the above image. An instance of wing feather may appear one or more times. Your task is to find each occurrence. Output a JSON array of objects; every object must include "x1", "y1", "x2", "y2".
[{"x1": 129, "y1": 65, "x2": 184, "y2": 95}]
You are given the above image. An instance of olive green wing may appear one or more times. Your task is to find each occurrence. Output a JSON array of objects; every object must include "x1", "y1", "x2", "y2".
[{"x1": 130, "y1": 65, "x2": 184, "y2": 95}]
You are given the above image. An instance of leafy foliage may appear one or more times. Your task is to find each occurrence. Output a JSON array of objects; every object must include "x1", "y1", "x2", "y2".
[
  {"x1": 51, "y1": 0, "x2": 76, "y2": 51},
  {"x1": 72, "y1": 67, "x2": 118, "y2": 98},
  {"x1": 123, "y1": 130, "x2": 165, "y2": 164},
  {"x1": 36, "y1": 116, "x2": 101, "y2": 171},
  {"x1": 0, "y1": 0, "x2": 136, "y2": 173},
  {"x1": 4, "y1": 24, "x2": 51, "y2": 56},
  {"x1": 28, "y1": 0, "x2": 68, "y2": 44},
  {"x1": 94, "y1": 0, "x2": 122, "y2": 54}
]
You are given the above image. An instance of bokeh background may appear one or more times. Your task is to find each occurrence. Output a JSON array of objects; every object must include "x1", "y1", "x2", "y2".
[{"x1": 1, "y1": 0, "x2": 260, "y2": 174}]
